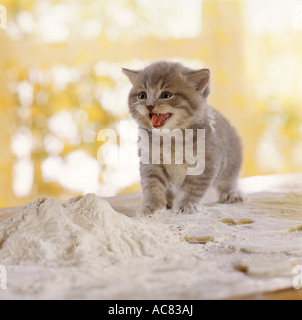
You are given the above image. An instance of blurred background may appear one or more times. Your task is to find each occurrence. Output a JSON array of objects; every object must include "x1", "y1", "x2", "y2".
[{"x1": 0, "y1": 0, "x2": 302, "y2": 208}]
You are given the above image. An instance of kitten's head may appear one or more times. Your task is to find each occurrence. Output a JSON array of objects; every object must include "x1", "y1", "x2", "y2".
[{"x1": 122, "y1": 61, "x2": 210, "y2": 130}]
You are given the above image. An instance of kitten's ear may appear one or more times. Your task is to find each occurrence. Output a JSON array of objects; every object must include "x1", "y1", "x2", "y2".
[
  {"x1": 185, "y1": 69, "x2": 210, "y2": 97},
  {"x1": 122, "y1": 68, "x2": 141, "y2": 85}
]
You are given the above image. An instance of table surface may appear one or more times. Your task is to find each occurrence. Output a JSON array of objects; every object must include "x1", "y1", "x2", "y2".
[{"x1": 1, "y1": 173, "x2": 302, "y2": 300}]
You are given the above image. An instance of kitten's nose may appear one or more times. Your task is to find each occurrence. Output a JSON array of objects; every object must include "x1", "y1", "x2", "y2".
[{"x1": 146, "y1": 105, "x2": 155, "y2": 112}]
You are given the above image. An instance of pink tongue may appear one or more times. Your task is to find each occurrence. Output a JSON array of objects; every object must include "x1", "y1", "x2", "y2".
[{"x1": 152, "y1": 114, "x2": 166, "y2": 127}]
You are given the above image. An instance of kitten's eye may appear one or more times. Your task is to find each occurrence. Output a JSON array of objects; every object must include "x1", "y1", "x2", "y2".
[
  {"x1": 138, "y1": 92, "x2": 147, "y2": 100},
  {"x1": 161, "y1": 91, "x2": 173, "y2": 99}
]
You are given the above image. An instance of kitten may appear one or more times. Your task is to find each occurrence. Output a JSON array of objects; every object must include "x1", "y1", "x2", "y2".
[{"x1": 123, "y1": 61, "x2": 244, "y2": 216}]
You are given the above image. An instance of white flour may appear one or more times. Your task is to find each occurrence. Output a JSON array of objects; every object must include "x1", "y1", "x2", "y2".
[
  {"x1": 0, "y1": 175, "x2": 302, "y2": 299},
  {"x1": 0, "y1": 195, "x2": 185, "y2": 267}
]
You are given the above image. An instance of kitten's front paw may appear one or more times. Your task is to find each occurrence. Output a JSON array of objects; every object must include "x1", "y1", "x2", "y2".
[
  {"x1": 219, "y1": 190, "x2": 246, "y2": 204},
  {"x1": 137, "y1": 205, "x2": 165, "y2": 217},
  {"x1": 177, "y1": 202, "x2": 204, "y2": 215}
]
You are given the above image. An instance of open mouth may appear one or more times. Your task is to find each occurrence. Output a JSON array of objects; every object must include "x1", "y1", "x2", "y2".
[{"x1": 149, "y1": 113, "x2": 172, "y2": 128}]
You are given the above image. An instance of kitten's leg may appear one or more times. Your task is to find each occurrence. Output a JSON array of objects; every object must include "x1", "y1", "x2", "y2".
[
  {"x1": 165, "y1": 188, "x2": 174, "y2": 209},
  {"x1": 217, "y1": 178, "x2": 245, "y2": 203},
  {"x1": 176, "y1": 174, "x2": 215, "y2": 214},
  {"x1": 139, "y1": 164, "x2": 168, "y2": 216}
]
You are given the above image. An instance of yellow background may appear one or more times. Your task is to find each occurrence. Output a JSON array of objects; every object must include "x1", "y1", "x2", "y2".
[{"x1": 0, "y1": 0, "x2": 302, "y2": 208}]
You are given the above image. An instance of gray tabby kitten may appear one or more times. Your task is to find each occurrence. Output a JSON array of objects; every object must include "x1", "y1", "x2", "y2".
[{"x1": 123, "y1": 61, "x2": 244, "y2": 215}]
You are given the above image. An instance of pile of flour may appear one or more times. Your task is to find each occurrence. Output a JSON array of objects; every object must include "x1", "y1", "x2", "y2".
[{"x1": 0, "y1": 194, "x2": 187, "y2": 268}]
